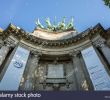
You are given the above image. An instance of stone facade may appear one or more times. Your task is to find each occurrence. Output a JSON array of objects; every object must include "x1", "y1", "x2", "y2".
[{"x1": 0, "y1": 23, "x2": 110, "y2": 91}]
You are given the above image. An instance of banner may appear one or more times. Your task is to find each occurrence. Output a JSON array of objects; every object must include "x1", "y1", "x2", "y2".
[
  {"x1": 0, "y1": 46, "x2": 30, "y2": 90},
  {"x1": 81, "y1": 46, "x2": 110, "y2": 90}
]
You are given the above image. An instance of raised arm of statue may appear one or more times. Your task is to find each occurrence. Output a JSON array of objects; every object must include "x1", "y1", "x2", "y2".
[
  {"x1": 58, "y1": 17, "x2": 66, "y2": 30},
  {"x1": 70, "y1": 17, "x2": 74, "y2": 26},
  {"x1": 45, "y1": 18, "x2": 52, "y2": 29},
  {"x1": 36, "y1": 19, "x2": 44, "y2": 29},
  {"x1": 66, "y1": 17, "x2": 74, "y2": 29}
]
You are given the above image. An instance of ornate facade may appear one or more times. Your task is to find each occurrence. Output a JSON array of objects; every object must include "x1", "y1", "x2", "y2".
[{"x1": 0, "y1": 22, "x2": 110, "y2": 91}]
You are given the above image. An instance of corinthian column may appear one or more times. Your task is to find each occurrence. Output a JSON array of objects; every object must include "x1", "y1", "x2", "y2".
[
  {"x1": 0, "y1": 44, "x2": 11, "y2": 66},
  {"x1": 70, "y1": 51, "x2": 89, "y2": 90},
  {"x1": 24, "y1": 51, "x2": 41, "y2": 90},
  {"x1": 93, "y1": 38, "x2": 110, "y2": 65}
]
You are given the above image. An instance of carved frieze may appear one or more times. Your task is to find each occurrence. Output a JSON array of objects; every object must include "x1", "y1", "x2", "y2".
[
  {"x1": 69, "y1": 50, "x2": 80, "y2": 58},
  {"x1": 31, "y1": 50, "x2": 42, "y2": 58},
  {"x1": 4, "y1": 37, "x2": 18, "y2": 48},
  {"x1": 93, "y1": 38, "x2": 105, "y2": 48}
]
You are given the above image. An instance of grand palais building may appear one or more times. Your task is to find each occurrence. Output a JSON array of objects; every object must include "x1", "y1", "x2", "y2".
[{"x1": 0, "y1": 18, "x2": 110, "y2": 91}]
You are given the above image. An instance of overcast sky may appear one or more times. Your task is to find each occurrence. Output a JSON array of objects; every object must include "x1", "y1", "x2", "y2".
[{"x1": 0, "y1": 0, "x2": 110, "y2": 32}]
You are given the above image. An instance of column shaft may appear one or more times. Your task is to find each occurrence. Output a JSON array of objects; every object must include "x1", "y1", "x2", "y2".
[
  {"x1": 93, "y1": 37, "x2": 110, "y2": 65},
  {"x1": 100, "y1": 45, "x2": 110, "y2": 65},
  {"x1": 72, "y1": 54, "x2": 88, "y2": 90},
  {"x1": 0, "y1": 46, "x2": 10, "y2": 66},
  {"x1": 24, "y1": 52, "x2": 40, "y2": 90}
]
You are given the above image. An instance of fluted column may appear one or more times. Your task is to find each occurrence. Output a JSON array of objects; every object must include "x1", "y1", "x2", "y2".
[
  {"x1": 0, "y1": 44, "x2": 11, "y2": 66},
  {"x1": 93, "y1": 38, "x2": 110, "y2": 65},
  {"x1": 24, "y1": 51, "x2": 41, "y2": 90},
  {"x1": 70, "y1": 51, "x2": 89, "y2": 90}
]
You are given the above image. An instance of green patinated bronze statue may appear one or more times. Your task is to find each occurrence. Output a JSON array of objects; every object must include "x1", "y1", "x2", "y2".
[
  {"x1": 66, "y1": 17, "x2": 74, "y2": 30},
  {"x1": 58, "y1": 17, "x2": 66, "y2": 30},
  {"x1": 36, "y1": 17, "x2": 75, "y2": 32},
  {"x1": 45, "y1": 18, "x2": 53, "y2": 30},
  {"x1": 36, "y1": 19, "x2": 44, "y2": 29}
]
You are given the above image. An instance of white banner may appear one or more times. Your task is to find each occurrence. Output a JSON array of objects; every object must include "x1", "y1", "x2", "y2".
[
  {"x1": 81, "y1": 46, "x2": 110, "y2": 90},
  {"x1": 0, "y1": 46, "x2": 30, "y2": 90}
]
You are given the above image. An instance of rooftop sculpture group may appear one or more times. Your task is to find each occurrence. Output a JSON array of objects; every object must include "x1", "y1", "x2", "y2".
[{"x1": 36, "y1": 17, "x2": 75, "y2": 32}]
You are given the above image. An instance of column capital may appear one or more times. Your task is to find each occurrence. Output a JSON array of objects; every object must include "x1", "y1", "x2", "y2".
[
  {"x1": 69, "y1": 50, "x2": 80, "y2": 58},
  {"x1": 31, "y1": 50, "x2": 42, "y2": 58},
  {"x1": 93, "y1": 38, "x2": 105, "y2": 48},
  {"x1": 4, "y1": 40, "x2": 16, "y2": 48}
]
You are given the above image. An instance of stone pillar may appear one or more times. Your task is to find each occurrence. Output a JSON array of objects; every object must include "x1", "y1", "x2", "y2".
[
  {"x1": 24, "y1": 51, "x2": 41, "y2": 90},
  {"x1": 93, "y1": 38, "x2": 110, "y2": 65},
  {"x1": 70, "y1": 51, "x2": 89, "y2": 90},
  {"x1": 0, "y1": 45, "x2": 10, "y2": 66},
  {"x1": 0, "y1": 37, "x2": 17, "y2": 67}
]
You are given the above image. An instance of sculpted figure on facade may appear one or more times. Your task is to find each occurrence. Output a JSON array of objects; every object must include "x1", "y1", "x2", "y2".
[
  {"x1": 66, "y1": 17, "x2": 74, "y2": 30},
  {"x1": 58, "y1": 17, "x2": 66, "y2": 31},
  {"x1": 45, "y1": 17, "x2": 53, "y2": 30},
  {"x1": 35, "y1": 17, "x2": 75, "y2": 32},
  {"x1": 36, "y1": 18, "x2": 44, "y2": 29}
]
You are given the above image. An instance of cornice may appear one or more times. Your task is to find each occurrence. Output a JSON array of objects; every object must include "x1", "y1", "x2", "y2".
[{"x1": 1, "y1": 23, "x2": 107, "y2": 48}]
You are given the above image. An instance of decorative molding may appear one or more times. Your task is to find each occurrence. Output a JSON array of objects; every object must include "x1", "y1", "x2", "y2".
[
  {"x1": 30, "y1": 50, "x2": 42, "y2": 59},
  {"x1": 3, "y1": 37, "x2": 18, "y2": 48},
  {"x1": 93, "y1": 38, "x2": 105, "y2": 48},
  {"x1": 1, "y1": 23, "x2": 108, "y2": 49},
  {"x1": 69, "y1": 50, "x2": 80, "y2": 57}
]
